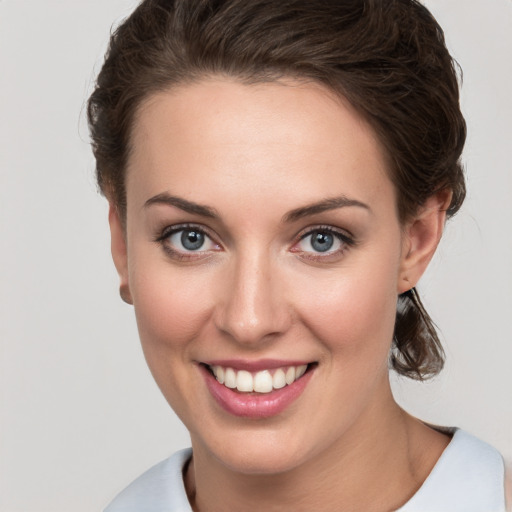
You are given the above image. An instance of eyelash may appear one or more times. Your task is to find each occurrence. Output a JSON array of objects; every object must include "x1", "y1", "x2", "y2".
[
  {"x1": 291, "y1": 225, "x2": 356, "y2": 262},
  {"x1": 154, "y1": 223, "x2": 221, "y2": 261},
  {"x1": 154, "y1": 223, "x2": 355, "y2": 262}
]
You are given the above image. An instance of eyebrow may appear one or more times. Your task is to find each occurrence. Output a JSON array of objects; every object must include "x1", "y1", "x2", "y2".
[
  {"x1": 283, "y1": 196, "x2": 371, "y2": 222},
  {"x1": 144, "y1": 192, "x2": 370, "y2": 222},
  {"x1": 144, "y1": 192, "x2": 218, "y2": 218}
]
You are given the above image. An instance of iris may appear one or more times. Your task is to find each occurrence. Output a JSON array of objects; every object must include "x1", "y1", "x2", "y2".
[
  {"x1": 181, "y1": 230, "x2": 205, "y2": 251},
  {"x1": 310, "y1": 231, "x2": 334, "y2": 252}
]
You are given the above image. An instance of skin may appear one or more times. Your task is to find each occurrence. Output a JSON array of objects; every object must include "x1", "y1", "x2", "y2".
[{"x1": 109, "y1": 79, "x2": 451, "y2": 511}]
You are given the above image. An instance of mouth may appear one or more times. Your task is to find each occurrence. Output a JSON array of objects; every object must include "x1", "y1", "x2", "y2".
[
  {"x1": 205, "y1": 363, "x2": 311, "y2": 393},
  {"x1": 200, "y1": 360, "x2": 317, "y2": 418}
]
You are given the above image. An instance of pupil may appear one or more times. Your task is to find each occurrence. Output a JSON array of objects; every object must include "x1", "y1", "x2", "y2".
[
  {"x1": 181, "y1": 230, "x2": 204, "y2": 251},
  {"x1": 311, "y1": 232, "x2": 333, "y2": 252}
]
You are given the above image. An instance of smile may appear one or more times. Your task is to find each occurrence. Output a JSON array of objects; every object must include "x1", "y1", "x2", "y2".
[
  {"x1": 201, "y1": 360, "x2": 316, "y2": 418},
  {"x1": 209, "y1": 364, "x2": 308, "y2": 393}
]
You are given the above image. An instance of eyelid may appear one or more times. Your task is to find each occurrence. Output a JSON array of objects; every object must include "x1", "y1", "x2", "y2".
[
  {"x1": 154, "y1": 222, "x2": 223, "y2": 260},
  {"x1": 155, "y1": 223, "x2": 219, "y2": 244},
  {"x1": 154, "y1": 222, "x2": 355, "y2": 262},
  {"x1": 289, "y1": 224, "x2": 356, "y2": 262},
  {"x1": 295, "y1": 224, "x2": 355, "y2": 245}
]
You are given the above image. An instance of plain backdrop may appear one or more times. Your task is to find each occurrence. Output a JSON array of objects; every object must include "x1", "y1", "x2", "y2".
[{"x1": 1, "y1": 1, "x2": 511, "y2": 510}]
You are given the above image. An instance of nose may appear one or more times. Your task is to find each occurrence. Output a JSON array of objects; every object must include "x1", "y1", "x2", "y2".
[{"x1": 213, "y1": 250, "x2": 291, "y2": 346}]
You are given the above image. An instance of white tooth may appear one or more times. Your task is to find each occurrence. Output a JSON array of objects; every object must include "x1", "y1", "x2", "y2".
[
  {"x1": 272, "y1": 369, "x2": 286, "y2": 389},
  {"x1": 253, "y1": 370, "x2": 273, "y2": 393},
  {"x1": 296, "y1": 364, "x2": 307, "y2": 379},
  {"x1": 215, "y1": 366, "x2": 225, "y2": 384},
  {"x1": 224, "y1": 368, "x2": 237, "y2": 388},
  {"x1": 285, "y1": 366, "x2": 296, "y2": 385},
  {"x1": 236, "y1": 370, "x2": 254, "y2": 392}
]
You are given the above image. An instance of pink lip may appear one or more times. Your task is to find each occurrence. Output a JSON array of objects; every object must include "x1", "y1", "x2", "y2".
[{"x1": 200, "y1": 363, "x2": 314, "y2": 419}]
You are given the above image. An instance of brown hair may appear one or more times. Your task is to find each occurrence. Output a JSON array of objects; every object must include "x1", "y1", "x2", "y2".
[{"x1": 88, "y1": 0, "x2": 466, "y2": 380}]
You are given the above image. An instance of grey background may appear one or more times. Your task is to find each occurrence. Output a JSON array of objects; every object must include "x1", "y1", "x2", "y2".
[{"x1": 1, "y1": 1, "x2": 511, "y2": 510}]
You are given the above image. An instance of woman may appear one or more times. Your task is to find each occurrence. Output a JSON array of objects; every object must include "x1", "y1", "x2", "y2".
[{"x1": 87, "y1": 0, "x2": 507, "y2": 510}]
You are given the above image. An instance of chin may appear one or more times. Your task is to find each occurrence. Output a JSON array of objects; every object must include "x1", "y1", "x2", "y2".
[
  {"x1": 218, "y1": 445, "x2": 306, "y2": 475},
  {"x1": 190, "y1": 423, "x2": 320, "y2": 476}
]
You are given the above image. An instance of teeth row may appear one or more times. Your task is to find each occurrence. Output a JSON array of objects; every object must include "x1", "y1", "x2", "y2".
[{"x1": 210, "y1": 365, "x2": 308, "y2": 393}]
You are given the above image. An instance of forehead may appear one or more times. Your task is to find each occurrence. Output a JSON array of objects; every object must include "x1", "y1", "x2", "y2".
[{"x1": 126, "y1": 79, "x2": 395, "y2": 216}]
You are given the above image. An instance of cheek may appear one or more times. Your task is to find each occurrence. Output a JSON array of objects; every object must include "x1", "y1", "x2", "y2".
[
  {"x1": 128, "y1": 258, "x2": 217, "y2": 420},
  {"x1": 129, "y1": 256, "x2": 213, "y2": 357},
  {"x1": 295, "y1": 257, "x2": 399, "y2": 362}
]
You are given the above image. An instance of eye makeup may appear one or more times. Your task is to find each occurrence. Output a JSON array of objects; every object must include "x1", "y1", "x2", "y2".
[
  {"x1": 154, "y1": 223, "x2": 222, "y2": 262},
  {"x1": 290, "y1": 224, "x2": 357, "y2": 263},
  {"x1": 153, "y1": 221, "x2": 357, "y2": 265}
]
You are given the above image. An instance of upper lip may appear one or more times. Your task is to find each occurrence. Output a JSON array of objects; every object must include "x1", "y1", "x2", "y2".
[{"x1": 201, "y1": 359, "x2": 313, "y2": 372}]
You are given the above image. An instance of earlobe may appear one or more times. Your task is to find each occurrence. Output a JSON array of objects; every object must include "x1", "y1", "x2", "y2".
[
  {"x1": 398, "y1": 190, "x2": 452, "y2": 294},
  {"x1": 108, "y1": 204, "x2": 133, "y2": 305}
]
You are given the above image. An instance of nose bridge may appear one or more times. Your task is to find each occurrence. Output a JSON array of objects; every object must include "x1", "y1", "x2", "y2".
[{"x1": 215, "y1": 246, "x2": 289, "y2": 344}]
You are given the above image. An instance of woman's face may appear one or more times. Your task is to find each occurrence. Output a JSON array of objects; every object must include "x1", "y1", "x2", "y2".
[{"x1": 114, "y1": 79, "x2": 417, "y2": 474}]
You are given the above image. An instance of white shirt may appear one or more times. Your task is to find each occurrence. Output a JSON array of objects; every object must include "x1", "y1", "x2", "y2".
[{"x1": 104, "y1": 429, "x2": 506, "y2": 512}]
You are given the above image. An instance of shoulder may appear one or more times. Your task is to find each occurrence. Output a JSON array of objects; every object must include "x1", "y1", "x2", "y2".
[
  {"x1": 104, "y1": 448, "x2": 192, "y2": 512},
  {"x1": 399, "y1": 429, "x2": 506, "y2": 512}
]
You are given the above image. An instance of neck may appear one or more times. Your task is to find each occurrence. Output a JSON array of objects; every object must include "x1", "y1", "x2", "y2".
[{"x1": 185, "y1": 380, "x2": 449, "y2": 512}]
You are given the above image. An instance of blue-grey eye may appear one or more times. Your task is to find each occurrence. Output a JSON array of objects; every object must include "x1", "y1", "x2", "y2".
[
  {"x1": 159, "y1": 226, "x2": 221, "y2": 258},
  {"x1": 310, "y1": 231, "x2": 334, "y2": 252},
  {"x1": 166, "y1": 228, "x2": 218, "y2": 253},
  {"x1": 296, "y1": 229, "x2": 343, "y2": 254},
  {"x1": 181, "y1": 230, "x2": 205, "y2": 250}
]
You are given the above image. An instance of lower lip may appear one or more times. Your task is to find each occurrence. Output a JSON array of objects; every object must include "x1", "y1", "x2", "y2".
[{"x1": 201, "y1": 365, "x2": 314, "y2": 419}]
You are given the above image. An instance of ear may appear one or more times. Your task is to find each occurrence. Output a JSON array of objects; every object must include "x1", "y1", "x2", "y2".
[
  {"x1": 397, "y1": 190, "x2": 452, "y2": 294},
  {"x1": 108, "y1": 203, "x2": 133, "y2": 305}
]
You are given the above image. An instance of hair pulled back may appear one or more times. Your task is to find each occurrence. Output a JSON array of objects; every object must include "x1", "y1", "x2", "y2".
[{"x1": 88, "y1": 0, "x2": 466, "y2": 380}]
